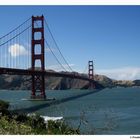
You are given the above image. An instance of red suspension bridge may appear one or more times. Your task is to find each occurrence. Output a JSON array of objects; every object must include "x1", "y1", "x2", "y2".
[{"x1": 0, "y1": 15, "x2": 95, "y2": 99}]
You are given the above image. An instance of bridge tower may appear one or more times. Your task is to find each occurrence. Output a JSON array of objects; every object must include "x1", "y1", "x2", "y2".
[
  {"x1": 88, "y1": 60, "x2": 95, "y2": 89},
  {"x1": 31, "y1": 15, "x2": 46, "y2": 99},
  {"x1": 88, "y1": 61, "x2": 94, "y2": 80}
]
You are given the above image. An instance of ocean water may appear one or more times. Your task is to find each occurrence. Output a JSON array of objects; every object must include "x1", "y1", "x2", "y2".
[{"x1": 0, "y1": 87, "x2": 140, "y2": 135}]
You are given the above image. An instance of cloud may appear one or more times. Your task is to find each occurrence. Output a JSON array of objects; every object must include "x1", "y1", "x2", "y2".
[
  {"x1": 8, "y1": 44, "x2": 28, "y2": 57},
  {"x1": 96, "y1": 67, "x2": 140, "y2": 80}
]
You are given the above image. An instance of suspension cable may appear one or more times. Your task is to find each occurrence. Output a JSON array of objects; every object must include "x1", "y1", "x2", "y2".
[
  {"x1": 0, "y1": 17, "x2": 31, "y2": 40},
  {"x1": 44, "y1": 18, "x2": 73, "y2": 72},
  {"x1": 45, "y1": 39, "x2": 67, "y2": 71},
  {"x1": 34, "y1": 21, "x2": 67, "y2": 71},
  {"x1": 0, "y1": 25, "x2": 31, "y2": 47},
  {"x1": 83, "y1": 64, "x2": 88, "y2": 74}
]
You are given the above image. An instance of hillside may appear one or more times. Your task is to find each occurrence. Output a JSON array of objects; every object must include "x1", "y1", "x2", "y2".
[
  {"x1": 0, "y1": 72, "x2": 104, "y2": 90},
  {"x1": 94, "y1": 74, "x2": 136, "y2": 88},
  {"x1": 0, "y1": 71, "x2": 139, "y2": 90}
]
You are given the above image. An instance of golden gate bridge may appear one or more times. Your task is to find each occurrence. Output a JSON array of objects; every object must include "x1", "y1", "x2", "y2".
[{"x1": 0, "y1": 15, "x2": 95, "y2": 100}]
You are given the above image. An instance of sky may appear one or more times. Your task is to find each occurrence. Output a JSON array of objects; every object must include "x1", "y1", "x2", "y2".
[{"x1": 0, "y1": 6, "x2": 140, "y2": 80}]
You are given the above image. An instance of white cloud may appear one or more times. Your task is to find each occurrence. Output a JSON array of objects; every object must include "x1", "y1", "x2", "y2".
[
  {"x1": 8, "y1": 44, "x2": 28, "y2": 57},
  {"x1": 96, "y1": 67, "x2": 140, "y2": 80}
]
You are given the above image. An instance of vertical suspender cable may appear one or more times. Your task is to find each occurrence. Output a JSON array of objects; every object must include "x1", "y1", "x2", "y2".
[
  {"x1": 9, "y1": 33, "x2": 11, "y2": 68},
  {"x1": 11, "y1": 33, "x2": 14, "y2": 68},
  {"x1": 28, "y1": 25, "x2": 30, "y2": 69},
  {"x1": 0, "y1": 38, "x2": 1, "y2": 67},
  {"x1": 0, "y1": 17, "x2": 31, "y2": 69},
  {"x1": 44, "y1": 18, "x2": 73, "y2": 72},
  {"x1": 16, "y1": 29, "x2": 17, "y2": 68},
  {"x1": 18, "y1": 27, "x2": 19, "y2": 68},
  {"x1": 19, "y1": 26, "x2": 20, "y2": 69}
]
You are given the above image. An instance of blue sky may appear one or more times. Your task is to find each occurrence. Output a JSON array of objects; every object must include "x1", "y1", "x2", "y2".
[{"x1": 0, "y1": 6, "x2": 140, "y2": 80}]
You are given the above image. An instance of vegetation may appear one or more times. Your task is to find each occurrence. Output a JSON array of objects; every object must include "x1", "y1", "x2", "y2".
[
  {"x1": 0, "y1": 100, "x2": 9, "y2": 111},
  {"x1": 47, "y1": 120, "x2": 79, "y2": 134},
  {"x1": 0, "y1": 99, "x2": 10, "y2": 116},
  {"x1": 0, "y1": 100, "x2": 118, "y2": 135},
  {"x1": 0, "y1": 100, "x2": 79, "y2": 135},
  {"x1": 0, "y1": 116, "x2": 33, "y2": 135}
]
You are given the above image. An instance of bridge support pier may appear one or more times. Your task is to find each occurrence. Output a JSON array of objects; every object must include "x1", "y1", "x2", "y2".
[
  {"x1": 31, "y1": 15, "x2": 46, "y2": 100},
  {"x1": 31, "y1": 74, "x2": 46, "y2": 99}
]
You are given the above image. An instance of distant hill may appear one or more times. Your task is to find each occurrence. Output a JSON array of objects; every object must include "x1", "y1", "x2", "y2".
[
  {"x1": 94, "y1": 74, "x2": 136, "y2": 88},
  {"x1": 0, "y1": 70, "x2": 139, "y2": 90},
  {"x1": 133, "y1": 80, "x2": 140, "y2": 86},
  {"x1": 94, "y1": 74, "x2": 115, "y2": 88}
]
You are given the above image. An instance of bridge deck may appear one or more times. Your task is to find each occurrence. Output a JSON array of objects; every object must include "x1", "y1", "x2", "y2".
[{"x1": 0, "y1": 67, "x2": 94, "y2": 82}]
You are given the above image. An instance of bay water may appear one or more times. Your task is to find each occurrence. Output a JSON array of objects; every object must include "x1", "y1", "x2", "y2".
[{"x1": 0, "y1": 87, "x2": 140, "y2": 135}]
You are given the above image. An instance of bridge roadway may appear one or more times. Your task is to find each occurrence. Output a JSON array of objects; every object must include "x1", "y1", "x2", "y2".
[{"x1": 0, "y1": 67, "x2": 94, "y2": 83}]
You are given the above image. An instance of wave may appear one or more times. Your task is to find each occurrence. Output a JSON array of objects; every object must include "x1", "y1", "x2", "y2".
[
  {"x1": 41, "y1": 115, "x2": 63, "y2": 123},
  {"x1": 27, "y1": 113, "x2": 63, "y2": 123}
]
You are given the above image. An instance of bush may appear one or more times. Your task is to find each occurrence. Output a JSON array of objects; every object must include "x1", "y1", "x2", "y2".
[
  {"x1": 0, "y1": 100, "x2": 9, "y2": 111},
  {"x1": 47, "y1": 120, "x2": 79, "y2": 134},
  {"x1": 14, "y1": 113, "x2": 29, "y2": 123},
  {"x1": 0, "y1": 101, "x2": 80, "y2": 135},
  {"x1": 0, "y1": 116, "x2": 33, "y2": 135},
  {"x1": 26, "y1": 114, "x2": 46, "y2": 132}
]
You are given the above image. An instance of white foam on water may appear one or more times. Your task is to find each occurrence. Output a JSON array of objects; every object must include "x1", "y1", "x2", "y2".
[
  {"x1": 41, "y1": 115, "x2": 63, "y2": 123},
  {"x1": 27, "y1": 113, "x2": 63, "y2": 123}
]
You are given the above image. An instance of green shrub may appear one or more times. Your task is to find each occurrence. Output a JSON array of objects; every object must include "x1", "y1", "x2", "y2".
[
  {"x1": 47, "y1": 120, "x2": 79, "y2": 134},
  {"x1": 13, "y1": 113, "x2": 28, "y2": 123},
  {"x1": 0, "y1": 116, "x2": 33, "y2": 135},
  {"x1": 0, "y1": 100, "x2": 9, "y2": 111},
  {"x1": 0, "y1": 104, "x2": 80, "y2": 135},
  {"x1": 26, "y1": 114, "x2": 46, "y2": 130}
]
